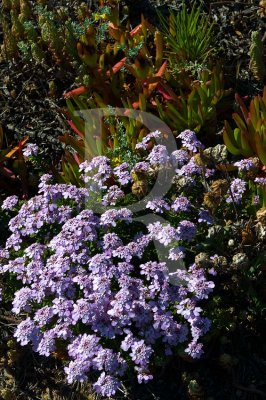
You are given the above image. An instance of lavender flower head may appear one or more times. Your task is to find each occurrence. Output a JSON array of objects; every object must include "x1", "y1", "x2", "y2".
[
  {"x1": 226, "y1": 178, "x2": 246, "y2": 204},
  {"x1": 147, "y1": 145, "x2": 169, "y2": 166},
  {"x1": 79, "y1": 156, "x2": 112, "y2": 191},
  {"x1": 254, "y1": 177, "x2": 266, "y2": 187},
  {"x1": 135, "y1": 130, "x2": 162, "y2": 151},
  {"x1": 22, "y1": 143, "x2": 39, "y2": 157},
  {"x1": 1, "y1": 195, "x2": 19, "y2": 211},
  {"x1": 234, "y1": 158, "x2": 255, "y2": 172},
  {"x1": 178, "y1": 130, "x2": 204, "y2": 153}
]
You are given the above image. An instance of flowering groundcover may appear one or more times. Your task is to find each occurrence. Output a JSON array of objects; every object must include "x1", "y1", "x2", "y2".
[{"x1": 0, "y1": 130, "x2": 263, "y2": 397}]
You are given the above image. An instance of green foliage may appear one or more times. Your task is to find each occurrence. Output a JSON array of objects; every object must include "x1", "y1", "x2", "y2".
[
  {"x1": 0, "y1": 0, "x2": 91, "y2": 65},
  {"x1": 249, "y1": 31, "x2": 266, "y2": 81},
  {"x1": 223, "y1": 88, "x2": 266, "y2": 165},
  {"x1": 155, "y1": 65, "x2": 230, "y2": 134},
  {"x1": 158, "y1": 1, "x2": 215, "y2": 72}
]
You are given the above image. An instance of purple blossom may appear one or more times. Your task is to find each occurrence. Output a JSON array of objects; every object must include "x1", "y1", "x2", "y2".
[
  {"x1": 93, "y1": 373, "x2": 121, "y2": 397},
  {"x1": 37, "y1": 330, "x2": 56, "y2": 356},
  {"x1": 234, "y1": 159, "x2": 255, "y2": 172},
  {"x1": 130, "y1": 340, "x2": 153, "y2": 367},
  {"x1": 185, "y1": 340, "x2": 204, "y2": 359},
  {"x1": 226, "y1": 178, "x2": 246, "y2": 204},
  {"x1": 65, "y1": 360, "x2": 91, "y2": 384},
  {"x1": 147, "y1": 145, "x2": 169, "y2": 166},
  {"x1": 178, "y1": 130, "x2": 204, "y2": 152},
  {"x1": 0, "y1": 151, "x2": 216, "y2": 396},
  {"x1": 253, "y1": 195, "x2": 260, "y2": 205},
  {"x1": 168, "y1": 246, "x2": 185, "y2": 260},
  {"x1": 146, "y1": 198, "x2": 170, "y2": 213},
  {"x1": 198, "y1": 209, "x2": 213, "y2": 225},
  {"x1": 176, "y1": 158, "x2": 202, "y2": 177},
  {"x1": 102, "y1": 185, "x2": 125, "y2": 206},
  {"x1": 176, "y1": 220, "x2": 197, "y2": 241},
  {"x1": 79, "y1": 156, "x2": 112, "y2": 191},
  {"x1": 132, "y1": 161, "x2": 150, "y2": 174},
  {"x1": 170, "y1": 150, "x2": 189, "y2": 168},
  {"x1": 135, "y1": 130, "x2": 162, "y2": 151},
  {"x1": 148, "y1": 222, "x2": 176, "y2": 245},
  {"x1": 14, "y1": 317, "x2": 39, "y2": 346},
  {"x1": 114, "y1": 163, "x2": 132, "y2": 185},
  {"x1": 1, "y1": 195, "x2": 19, "y2": 211},
  {"x1": 172, "y1": 196, "x2": 191, "y2": 212},
  {"x1": 22, "y1": 143, "x2": 39, "y2": 157},
  {"x1": 100, "y1": 208, "x2": 132, "y2": 227},
  {"x1": 255, "y1": 177, "x2": 266, "y2": 186}
]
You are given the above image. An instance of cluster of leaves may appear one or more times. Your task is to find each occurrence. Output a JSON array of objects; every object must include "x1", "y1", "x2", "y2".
[
  {"x1": 0, "y1": 0, "x2": 109, "y2": 68},
  {"x1": 58, "y1": 1, "x2": 230, "y2": 184},
  {"x1": 223, "y1": 88, "x2": 266, "y2": 166}
]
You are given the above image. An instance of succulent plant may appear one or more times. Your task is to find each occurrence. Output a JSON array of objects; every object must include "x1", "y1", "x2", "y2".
[
  {"x1": 223, "y1": 88, "x2": 266, "y2": 166},
  {"x1": 249, "y1": 31, "x2": 266, "y2": 81}
]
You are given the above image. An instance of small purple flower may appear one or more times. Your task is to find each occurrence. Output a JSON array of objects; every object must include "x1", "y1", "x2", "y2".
[
  {"x1": 14, "y1": 317, "x2": 39, "y2": 346},
  {"x1": 168, "y1": 246, "x2": 185, "y2": 260},
  {"x1": 176, "y1": 220, "x2": 196, "y2": 241},
  {"x1": 176, "y1": 158, "x2": 202, "y2": 177},
  {"x1": 22, "y1": 143, "x2": 39, "y2": 157},
  {"x1": 79, "y1": 156, "x2": 112, "y2": 191},
  {"x1": 234, "y1": 159, "x2": 254, "y2": 172},
  {"x1": 147, "y1": 145, "x2": 169, "y2": 166},
  {"x1": 65, "y1": 360, "x2": 91, "y2": 384},
  {"x1": 198, "y1": 209, "x2": 213, "y2": 225},
  {"x1": 146, "y1": 198, "x2": 170, "y2": 214},
  {"x1": 172, "y1": 196, "x2": 191, "y2": 212},
  {"x1": 132, "y1": 161, "x2": 150, "y2": 174},
  {"x1": 255, "y1": 177, "x2": 266, "y2": 187},
  {"x1": 102, "y1": 185, "x2": 125, "y2": 206},
  {"x1": 135, "y1": 130, "x2": 162, "y2": 151},
  {"x1": 185, "y1": 340, "x2": 204, "y2": 359},
  {"x1": 37, "y1": 330, "x2": 56, "y2": 356},
  {"x1": 170, "y1": 150, "x2": 189, "y2": 168},
  {"x1": 93, "y1": 372, "x2": 121, "y2": 397},
  {"x1": 226, "y1": 178, "x2": 246, "y2": 204},
  {"x1": 253, "y1": 195, "x2": 260, "y2": 205},
  {"x1": 100, "y1": 208, "x2": 132, "y2": 227},
  {"x1": 1, "y1": 195, "x2": 19, "y2": 211},
  {"x1": 178, "y1": 130, "x2": 204, "y2": 153},
  {"x1": 130, "y1": 340, "x2": 153, "y2": 367},
  {"x1": 114, "y1": 163, "x2": 132, "y2": 185}
]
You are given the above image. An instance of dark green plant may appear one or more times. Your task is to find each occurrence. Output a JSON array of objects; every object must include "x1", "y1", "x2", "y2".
[
  {"x1": 158, "y1": 1, "x2": 215, "y2": 73},
  {"x1": 249, "y1": 31, "x2": 266, "y2": 82}
]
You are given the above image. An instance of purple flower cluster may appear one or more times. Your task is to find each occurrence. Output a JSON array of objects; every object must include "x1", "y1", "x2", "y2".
[
  {"x1": 226, "y1": 178, "x2": 246, "y2": 204},
  {"x1": 172, "y1": 196, "x2": 191, "y2": 212},
  {"x1": 135, "y1": 130, "x2": 162, "y2": 151},
  {"x1": 114, "y1": 163, "x2": 132, "y2": 185},
  {"x1": 254, "y1": 177, "x2": 266, "y2": 187},
  {"x1": 1, "y1": 195, "x2": 19, "y2": 211},
  {"x1": 178, "y1": 130, "x2": 204, "y2": 153},
  {"x1": 0, "y1": 166, "x2": 215, "y2": 396},
  {"x1": 22, "y1": 143, "x2": 39, "y2": 157},
  {"x1": 147, "y1": 145, "x2": 169, "y2": 166},
  {"x1": 79, "y1": 156, "x2": 112, "y2": 191},
  {"x1": 146, "y1": 198, "x2": 170, "y2": 214},
  {"x1": 0, "y1": 131, "x2": 238, "y2": 396},
  {"x1": 102, "y1": 185, "x2": 125, "y2": 206},
  {"x1": 234, "y1": 159, "x2": 254, "y2": 172}
]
